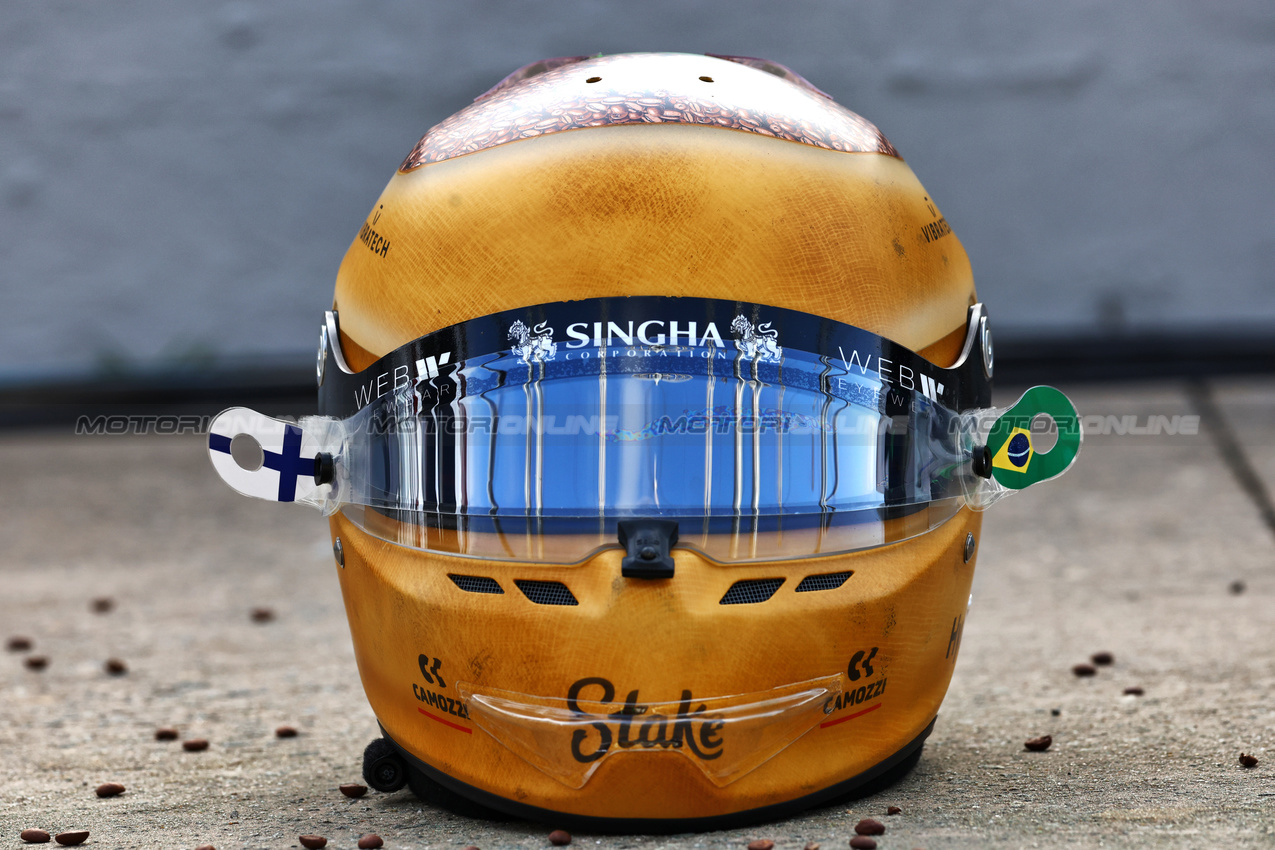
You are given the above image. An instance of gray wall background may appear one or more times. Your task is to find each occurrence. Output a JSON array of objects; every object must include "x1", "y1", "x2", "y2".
[{"x1": 3, "y1": 1, "x2": 1274, "y2": 381}]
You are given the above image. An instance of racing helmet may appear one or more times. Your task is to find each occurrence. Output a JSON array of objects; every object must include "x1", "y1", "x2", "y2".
[{"x1": 208, "y1": 52, "x2": 1080, "y2": 831}]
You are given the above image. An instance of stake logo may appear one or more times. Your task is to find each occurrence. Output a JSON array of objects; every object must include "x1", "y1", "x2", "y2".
[
  {"x1": 919, "y1": 372, "x2": 945, "y2": 402},
  {"x1": 730, "y1": 315, "x2": 782, "y2": 363},
  {"x1": 566, "y1": 677, "x2": 725, "y2": 764},
  {"x1": 508, "y1": 320, "x2": 558, "y2": 364}
]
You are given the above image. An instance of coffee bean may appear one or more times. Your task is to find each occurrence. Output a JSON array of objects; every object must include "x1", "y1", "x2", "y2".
[
  {"x1": 746, "y1": 841, "x2": 773, "y2": 850},
  {"x1": 1072, "y1": 663, "x2": 1097, "y2": 677},
  {"x1": 548, "y1": 830, "x2": 572, "y2": 846},
  {"x1": 1229, "y1": 580, "x2": 1246, "y2": 595},
  {"x1": 1090, "y1": 651, "x2": 1114, "y2": 666},
  {"x1": 1025, "y1": 735, "x2": 1053, "y2": 752},
  {"x1": 462, "y1": 846, "x2": 480, "y2": 850},
  {"x1": 24, "y1": 656, "x2": 49, "y2": 671},
  {"x1": 855, "y1": 818, "x2": 886, "y2": 836},
  {"x1": 1239, "y1": 753, "x2": 1259, "y2": 768},
  {"x1": 1123, "y1": 686, "x2": 1145, "y2": 696},
  {"x1": 887, "y1": 805, "x2": 902, "y2": 815},
  {"x1": 299, "y1": 836, "x2": 327, "y2": 849},
  {"x1": 104, "y1": 658, "x2": 128, "y2": 676},
  {"x1": 338, "y1": 784, "x2": 367, "y2": 798},
  {"x1": 95, "y1": 782, "x2": 126, "y2": 797},
  {"x1": 7, "y1": 636, "x2": 33, "y2": 652},
  {"x1": 91, "y1": 597, "x2": 115, "y2": 614},
  {"x1": 358, "y1": 836, "x2": 384, "y2": 849},
  {"x1": 54, "y1": 833, "x2": 89, "y2": 847},
  {"x1": 20, "y1": 828, "x2": 50, "y2": 843},
  {"x1": 275, "y1": 725, "x2": 298, "y2": 738},
  {"x1": 803, "y1": 843, "x2": 821, "y2": 850},
  {"x1": 155, "y1": 727, "x2": 179, "y2": 741},
  {"x1": 195, "y1": 845, "x2": 216, "y2": 850},
  {"x1": 250, "y1": 607, "x2": 275, "y2": 623},
  {"x1": 182, "y1": 738, "x2": 210, "y2": 752},
  {"x1": 849, "y1": 838, "x2": 877, "y2": 850}
]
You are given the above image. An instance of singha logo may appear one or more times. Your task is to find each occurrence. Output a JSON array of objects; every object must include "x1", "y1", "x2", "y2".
[
  {"x1": 730, "y1": 315, "x2": 783, "y2": 363},
  {"x1": 508, "y1": 320, "x2": 558, "y2": 365}
]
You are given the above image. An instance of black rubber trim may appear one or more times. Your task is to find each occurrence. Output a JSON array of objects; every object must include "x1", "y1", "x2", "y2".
[{"x1": 376, "y1": 716, "x2": 936, "y2": 833}]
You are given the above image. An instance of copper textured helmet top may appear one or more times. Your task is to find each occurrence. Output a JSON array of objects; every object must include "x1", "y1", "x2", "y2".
[{"x1": 399, "y1": 52, "x2": 899, "y2": 171}]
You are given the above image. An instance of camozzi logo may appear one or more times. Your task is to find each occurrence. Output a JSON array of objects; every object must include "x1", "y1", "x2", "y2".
[{"x1": 509, "y1": 313, "x2": 784, "y2": 362}]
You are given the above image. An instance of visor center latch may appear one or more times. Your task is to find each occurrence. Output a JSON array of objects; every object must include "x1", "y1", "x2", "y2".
[{"x1": 618, "y1": 520, "x2": 678, "y2": 580}]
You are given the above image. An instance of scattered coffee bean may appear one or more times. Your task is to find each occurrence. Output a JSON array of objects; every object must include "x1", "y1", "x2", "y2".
[
  {"x1": 1025, "y1": 735, "x2": 1053, "y2": 752},
  {"x1": 1072, "y1": 663, "x2": 1097, "y2": 677},
  {"x1": 358, "y1": 836, "x2": 384, "y2": 850},
  {"x1": 250, "y1": 607, "x2": 275, "y2": 623},
  {"x1": 746, "y1": 841, "x2": 773, "y2": 850},
  {"x1": 7, "y1": 636, "x2": 33, "y2": 652},
  {"x1": 1229, "y1": 580, "x2": 1246, "y2": 595},
  {"x1": 24, "y1": 656, "x2": 49, "y2": 671},
  {"x1": 95, "y1": 782, "x2": 126, "y2": 797},
  {"x1": 849, "y1": 838, "x2": 877, "y2": 850},
  {"x1": 548, "y1": 830, "x2": 572, "y2": 846},
  {"x1": 1090, "y1": 651, "x2": 1114, "y2": 666},
  {"x1": 275, "y1": 725, "x2": 298, "y2": 738},
  {"x1": 155, "y1": 727, "x2": 179, "y2": 741},
  {"x1": 854, "y1": 818, "x2": 886, "y2": 836},
  {"x1": 887, "y1": 805, "x2": 902, "y2": 815},
  {"x1": 195, "y1": 845, "x2": 216, "y2": 850},
  {"x1": 104, "y1": 658, "x2": 128, "y2": 676},
  {"x1": 1123, "y1": 686, "x2": 1145, "y2": 696},
  {"x1": 299, "y1": 836, "x2": 327, "y2": 849},
  {"x1": 182, "y1": 738, "x2": 210, "y2": 752},
  {"x1": 54, "y1": 833, "x2": 89, "y2": 847},
  {"x1": 338, "y1": 784, "x2": 367, "y2": 798},
  {"x1": 20, "y1": 828, "x2": 50, "y2": 843},
  {"x1": 462, "y1": 846, "x2": 480, "y2": 850},
  {"x1": 1239, "y1": 753, "x2": 1259, "y2": 768},
  {"x1": 91, "y1": 597, "x2": 115, "y2": 614}
]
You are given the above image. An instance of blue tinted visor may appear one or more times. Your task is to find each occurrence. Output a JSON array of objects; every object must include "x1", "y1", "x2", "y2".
[{"x1": 313, "y1": 297, "x2": 994, "y2": 563}]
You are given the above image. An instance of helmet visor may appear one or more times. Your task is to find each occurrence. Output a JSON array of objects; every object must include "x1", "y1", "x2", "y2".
[{"x1": 313, "y1": 296, "x2": 993, "y2": 562}]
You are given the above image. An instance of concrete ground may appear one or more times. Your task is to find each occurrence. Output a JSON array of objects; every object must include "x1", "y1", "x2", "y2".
[{"x1": 2, "y1": 378, "x2": 1273, "y2": 849}]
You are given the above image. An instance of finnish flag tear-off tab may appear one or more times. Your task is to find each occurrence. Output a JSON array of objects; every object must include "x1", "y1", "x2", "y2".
[{"x1": 207, "y1": 407, "x2": 345, "y2": 513}]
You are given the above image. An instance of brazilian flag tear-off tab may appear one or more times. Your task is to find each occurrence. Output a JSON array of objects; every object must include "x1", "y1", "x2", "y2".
[{"x1": 985, "y1": 386, "x2": 1081, "y2": 490}]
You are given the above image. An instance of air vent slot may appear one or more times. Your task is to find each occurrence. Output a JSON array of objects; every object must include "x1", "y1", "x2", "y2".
[
  {"x1": 795, "y1": 571, "x2": 852, "y2": 593},
  {"x1": 449, "y1": 574, "x2": 504, "y2": 594},
  {"x1": 720, "y1": 578, "x2": 784, "y2": 605},
  {"x1": 514, "y1": 579, "x2": 579, "y2": 606}
]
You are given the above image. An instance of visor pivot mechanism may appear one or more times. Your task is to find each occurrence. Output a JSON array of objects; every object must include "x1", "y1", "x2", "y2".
[
  {"x1": 314, "y1": 452, "x2": 336, "y2": 486},
  {"x1": 618, "y1": 520, "x2": 679, "y2": 580},
  {"x1": 970, "y1": 445, "x2": 993, "y2": 479}
]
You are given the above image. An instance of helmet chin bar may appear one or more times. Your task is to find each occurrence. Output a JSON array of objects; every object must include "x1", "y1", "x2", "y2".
[{"x1": 207, "y1": 298, "x2": 1081, "y2": 549}]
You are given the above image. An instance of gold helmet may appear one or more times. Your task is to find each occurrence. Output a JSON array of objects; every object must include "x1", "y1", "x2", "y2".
[{"x1": 208, "y1": 52, "x2": 1080, "y2": 830}]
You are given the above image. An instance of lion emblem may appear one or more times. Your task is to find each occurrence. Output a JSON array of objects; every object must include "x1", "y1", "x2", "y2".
[
  {"x1": 508, "y1": 320, "x2": 558, "y2": 365},
  {"x1": 730, "y1": 315, "x2": 783, "y2": 363}
]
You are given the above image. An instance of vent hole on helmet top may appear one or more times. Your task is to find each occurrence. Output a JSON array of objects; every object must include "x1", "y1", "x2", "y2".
[
  {"x1": 585, "y1": 76, "x2": 602, "y2": 84},
  {"x1": 720, "y1": 578, "x2": 784, "y2": 605},
  {"x1": 515, "y1": 579, "x2": 579, "y2": 606},
  {"x1": 795, "y1": 571, "x2": 853, "y2": 593},
  {"x1": 698, "y1": 75, "x2": 714, "y2": 82},
  {"x1": 229, "y1": 433, "x2": 263, "y2": 471},
  {"x1": 448, "y1": 575, "x2": 504, "y2": 594}
]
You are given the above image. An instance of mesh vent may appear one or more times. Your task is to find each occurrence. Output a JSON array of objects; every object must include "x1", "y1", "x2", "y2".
[
  {"x1": 514, "y1": 579, "x2": 579, "y2": 606},
  {"x1": 720, "y1": 578, "x2": 784, "y2": 605},
  {"x1": 448, "y1": 574, "x2": 504, "y2": 594},
  {"x1": 795, "y1": 571, "x2": 852, "y2": 593}
]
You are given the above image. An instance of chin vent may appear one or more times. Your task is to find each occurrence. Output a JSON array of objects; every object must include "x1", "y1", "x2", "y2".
[
  {"x1": 794, "y1": 571, "x2": 853, "y2": 592},
  {"x1": 515, "y1": 579, "x2": 579, "y2": 606},
  {"x1": 449, "y1": 574, "x2": 504, "y2": 594},
  {"x1": 720, "y1": 578, "x2": 784, "y2": 605}
]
